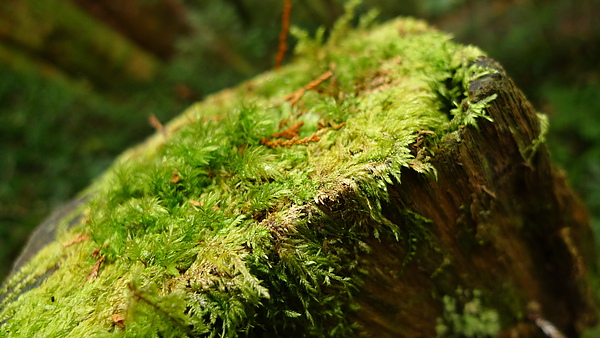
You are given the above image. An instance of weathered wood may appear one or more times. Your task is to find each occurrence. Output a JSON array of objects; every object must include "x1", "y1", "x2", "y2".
[{"x1": 348, "y1": 58, "x2": 598, "y2": 336}]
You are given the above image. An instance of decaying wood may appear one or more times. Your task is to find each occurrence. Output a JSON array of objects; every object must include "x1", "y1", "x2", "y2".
[{"x1": 325, "y1": 58, "x2": 597, "y2": 337}]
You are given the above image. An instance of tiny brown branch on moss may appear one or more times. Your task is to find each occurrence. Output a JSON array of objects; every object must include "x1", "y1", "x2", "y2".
[
  {"x1": 90, "y1": 248, "x2": 101, "y2": 258},
  {"x1": 260, "y1": 133, "x2": 321, "y2": 149},
  {"x1": 318, "y1": 119, "x2": 346, "y2": 130},
  {"x1": 261, "y1": 120, "x2": 321, "y2": 148},
  {"x1": 63, "y1": 233, "x2": 90, "y2": 248},
  {"x1": 127, "y1": 282, "x2": 192, "y2": 335},
  {"x1": 272, "y1": 121, "x2": 304, "y2": 139},
  {"x1": 275, "y1": 0, "x2": 292, "y2": 69},
  {"x1": 202, "y1": 115, "x2": 223, "y2": 121},
  {"x1": 86, "y1": 255, "x2": 105, "y2": 282},
  {"x1": 149, "y1": 114, "x2": 167, "y2": 137},
  {"x1": 285, "y1": 71, "x2": 333, "y2": 105}
]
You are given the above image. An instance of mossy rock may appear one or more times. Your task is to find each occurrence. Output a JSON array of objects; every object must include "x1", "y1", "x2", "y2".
[{"x1": 1, "y1": 11, "x2": 596, "y2": 337}]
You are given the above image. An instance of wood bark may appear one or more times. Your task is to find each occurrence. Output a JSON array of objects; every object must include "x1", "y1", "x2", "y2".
[{"x1": 345, "y1": 58, "x2": 597, "y2": 336}]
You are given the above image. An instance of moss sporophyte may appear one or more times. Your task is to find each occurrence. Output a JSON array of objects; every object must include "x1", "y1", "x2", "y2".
[{"x1": 0, "y1": 15, "x2": 508, "y2": 336}]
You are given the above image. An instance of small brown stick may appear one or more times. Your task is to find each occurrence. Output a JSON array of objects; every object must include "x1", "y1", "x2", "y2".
[
  {"x1": 260, "y1": 133, "x2": 321, "y2": 149},
  {"x1": 271, "y1": 121, "x2": 304, "y2": 139},
  {"x1": 62, "y1": 233, "x2": 90, "y2": 248},
  {"x1": 275, "y1": 0, "x2": 291, "y2": 69},
  {"x1": 87, "y1": 255, "x2": 105, "y2": 282},
  {"x1": 149, "y1": 114, "x2": 167, "y2": 137},
  {"x1": 284, "y1": 71, "x2": 333, "y2": 105},
  {"x1": 127, "y1": 282, "x2": 192, "y2": 335},
  {"x1": 90, "y1": 248, "x2": 101, "y2": 258},
  {"x1": 318, "y1": 119, "x2": 345, "y2": 130}
]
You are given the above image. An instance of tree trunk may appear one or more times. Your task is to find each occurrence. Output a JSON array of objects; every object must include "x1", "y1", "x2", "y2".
[{"x1": 0, "y1": 16, "x2": 597, "y2": 337}]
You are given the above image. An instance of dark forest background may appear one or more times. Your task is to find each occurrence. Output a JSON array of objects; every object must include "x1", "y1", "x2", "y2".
[{"x1": 1, "y1": 0, "x2": 599, "y2": 325}]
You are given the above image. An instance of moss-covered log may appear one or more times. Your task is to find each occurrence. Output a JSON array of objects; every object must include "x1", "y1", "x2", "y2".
[{"x1": 0, "y1": 12, "x2": 597, "y2": 337}]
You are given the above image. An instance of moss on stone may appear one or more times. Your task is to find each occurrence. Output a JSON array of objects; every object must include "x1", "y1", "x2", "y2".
[{"x1": 0, "y1": 12, "x2": 498, "y2": 337}]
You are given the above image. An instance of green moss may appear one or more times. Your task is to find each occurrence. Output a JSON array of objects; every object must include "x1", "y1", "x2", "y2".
[
  {"x1": 521, "y1": 112, "x2": 549, "y2": 164},
  {"x1": 435, "y1": 288, "x2": 501, "y2": 337},
  {"x1": 1, "y1": 12, "x2": 497, "y2": 337}
]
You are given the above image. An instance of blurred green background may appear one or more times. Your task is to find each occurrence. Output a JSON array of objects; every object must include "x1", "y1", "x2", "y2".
[{"x1": 1, "y1": 0, "x2": 599, "y2": 315}]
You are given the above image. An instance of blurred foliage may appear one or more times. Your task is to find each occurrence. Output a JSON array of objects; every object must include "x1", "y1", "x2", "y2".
[
  {"x1": 0, "y1": 64, "x2": 183, "y2": 279},
  {"x1": 1, "y1": 1, "x2": 599, "y2": 327},
  {"x1": 545, "y1": 84, "x2": 600, "y2": 233},
  {"x1": 0, "y1": 0, "x2": 162, "y2": 86}
]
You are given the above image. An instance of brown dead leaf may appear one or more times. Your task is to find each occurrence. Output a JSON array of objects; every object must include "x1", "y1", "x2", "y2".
[
  {"x1": 171, "y1": 169, "x2": 181, "y2": 183},
  {"x1": 111, "y1": 313, "x2": 125, "y2": 328}
]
